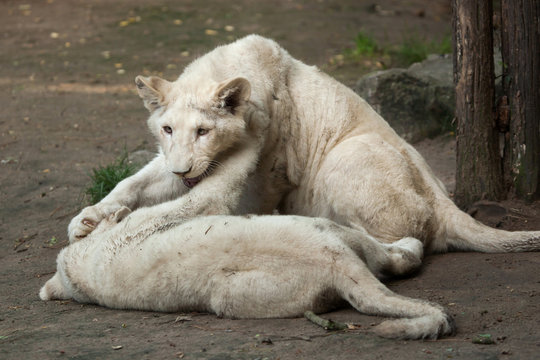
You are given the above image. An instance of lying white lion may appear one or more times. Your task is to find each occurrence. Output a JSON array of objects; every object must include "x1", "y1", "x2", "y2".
[
  {"x1": 67, "y1": 35, "x2": 540, "y2": 253},
  {"x1": 41, "y1": 208, "x2": 454, "y2": 340}
]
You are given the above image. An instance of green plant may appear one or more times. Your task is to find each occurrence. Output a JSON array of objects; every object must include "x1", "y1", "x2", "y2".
[
  {"x1": 391, "y1": 35, "x2": 452, "y2": 67},
  {"x1": 352, "y1": 32, "x2": 379, "y2": 57},
  {"x1": 340, "y1": 32, "x2": 451, "y2": 71},
  {"x1": 85, "y1": 152, "x2": 135, "y2": 205}
]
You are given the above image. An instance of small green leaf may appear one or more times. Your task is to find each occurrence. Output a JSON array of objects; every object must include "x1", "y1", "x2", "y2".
[{"x1": 472, "y1": 333, "x2": 495, "y2": 345}]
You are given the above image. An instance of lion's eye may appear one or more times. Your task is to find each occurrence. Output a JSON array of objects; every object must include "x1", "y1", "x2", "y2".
[
  {"x1": 163, "y1": 126, "x2": 173, "y2": 134},
  {"x1": 197, "y1": 128, "x2": 209, "y2": 136}
]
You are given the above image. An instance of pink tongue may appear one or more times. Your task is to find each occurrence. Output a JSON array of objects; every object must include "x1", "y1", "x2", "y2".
[{"x1": 182, "y1": 177, "x2": 201, "y2": 188}]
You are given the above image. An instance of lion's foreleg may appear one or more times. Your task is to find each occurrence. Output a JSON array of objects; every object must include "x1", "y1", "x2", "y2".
[
  {"x1": 106, "y1": 137, "x2": 263, "y2": 237},
  {"x1": 68, "y1": 154, "x2": 185, "y2": 243}
]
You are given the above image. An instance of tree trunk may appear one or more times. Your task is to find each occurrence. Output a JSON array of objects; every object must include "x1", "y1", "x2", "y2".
[
  {"x1": 501, "y1": 0, "x2": 540, "y2": 201},
  {"x1": 452, "y1": 0, "x2": 503, "y2": 208}
]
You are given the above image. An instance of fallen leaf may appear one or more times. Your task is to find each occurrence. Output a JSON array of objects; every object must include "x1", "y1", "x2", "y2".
[
  {"x1": 472, "y1": 333, "x2": 495, "y2": 345},
  {"x1": 205, "y1": 29, "x2": 218, "y2": 36}
]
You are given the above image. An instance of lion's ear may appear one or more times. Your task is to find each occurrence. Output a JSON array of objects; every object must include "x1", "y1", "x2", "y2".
[
  {"x1": 135, "y1": 75, "x2": 171, "y2": 112},
  {"x1": 214, "y1": 77, "x2": 251, "y2": 114}
]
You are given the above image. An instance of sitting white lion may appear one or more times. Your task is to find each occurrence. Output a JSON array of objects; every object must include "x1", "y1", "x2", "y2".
[
  {"x1": 42, "y1": 208, "x2": 454, "y2": 340},
  {"x1": 67, "y1": 35, "x2": 539, "y2": 253}
]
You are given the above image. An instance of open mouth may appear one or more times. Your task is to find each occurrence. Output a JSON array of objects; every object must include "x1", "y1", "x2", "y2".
[
  {"x1": 182, "y1": 174, "x2": 204, "y2": 189},
  {"x1": 177, "y1": 163, "x2": 216, "y2": 189}
]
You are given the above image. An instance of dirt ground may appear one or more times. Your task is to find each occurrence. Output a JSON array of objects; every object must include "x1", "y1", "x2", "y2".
[{"x1": 1, "y1": 1, "x2": 539, "y2": 359}]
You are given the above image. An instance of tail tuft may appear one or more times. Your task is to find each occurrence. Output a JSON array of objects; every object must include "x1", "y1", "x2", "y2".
[{"x1": 373, "y1": 310, "x2": 455, "y2": 340}]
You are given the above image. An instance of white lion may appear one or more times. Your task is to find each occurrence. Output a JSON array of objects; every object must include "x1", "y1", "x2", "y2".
[
  {"x1": 42, "y1": 208, "x2": 455, "y2": 339},
  {"x1": 67, "y1": 35, "x2": 540, "y2": 253},
  {"x1": 47, "y1": 35, "x2": 539, "y2": 338}
]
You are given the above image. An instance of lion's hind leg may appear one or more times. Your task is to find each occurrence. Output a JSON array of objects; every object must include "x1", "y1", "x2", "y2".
[
  {"x1": 325, "y1": 220, "x2": 423, "y2": 278},
  {"x1": 336, "y1": 258, "x2": 455, "y2": 339},
  {"x1": 303, "y1": 134, "x2": 435, "y2": 244}
]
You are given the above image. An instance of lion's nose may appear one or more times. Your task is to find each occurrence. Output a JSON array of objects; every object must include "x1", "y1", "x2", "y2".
[{"x1": 173, "y1": 167, "x2": 192, "y2": 177}]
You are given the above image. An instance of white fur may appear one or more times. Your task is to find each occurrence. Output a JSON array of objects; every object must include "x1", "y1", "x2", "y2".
[
  {"x1": 68, "y1": 35, "x2": 540, "y2": 253},
  {"x1": 45, "y1": 210, "x2": 454, "y2": 339},
  {"x1": 59, "y1": 35, "x2": 540, "y2": 338}
]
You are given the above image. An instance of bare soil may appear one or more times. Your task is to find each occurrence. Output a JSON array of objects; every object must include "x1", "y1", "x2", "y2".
[{"x1": 1, "y1": 1, "x2": 538, "y2": 359}]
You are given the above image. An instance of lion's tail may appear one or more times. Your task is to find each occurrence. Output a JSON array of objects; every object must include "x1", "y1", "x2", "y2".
[{"x1": 440, "y1": 201, "x2": 540, "y2": 253}]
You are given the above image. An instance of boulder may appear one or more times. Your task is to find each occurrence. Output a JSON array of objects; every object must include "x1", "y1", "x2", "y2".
[{"x1": 355, "y1": 54, "x2": 454, "y2": 143}]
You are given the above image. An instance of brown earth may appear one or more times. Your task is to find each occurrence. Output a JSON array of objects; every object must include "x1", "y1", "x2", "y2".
[{"x1": 1, "y1": 1, "x2": 539, "y2": 359}]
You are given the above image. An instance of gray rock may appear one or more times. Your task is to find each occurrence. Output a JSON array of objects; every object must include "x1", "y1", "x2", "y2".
[{"x1": 355, "y1": 54, "x2": 454, "y2": 143}]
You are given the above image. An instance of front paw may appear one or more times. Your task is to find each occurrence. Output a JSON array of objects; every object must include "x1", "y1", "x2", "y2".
[
  {"x1": 94, "y1": 206, "x2": 132, "y2": 233},
  {"x1": 68, "y1": 205, "x2": 108, "y2": 243}
]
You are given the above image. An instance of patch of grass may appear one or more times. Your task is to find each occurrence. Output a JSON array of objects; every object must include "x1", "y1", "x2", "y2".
[
  {"x1": 391, "y1": 35, "x2": 452, "y2": 67},
  {"x1": 351, "y1": 32, "x2": 379, "y2": 57},
  {"x1": 330, "y1": 32, "x2": 388, "y2": 76},
  {"x1": 335, "y1": 32, "x2": 451, "y2": 73},
  {"x1": 85, "y1": 152, "x2": 135, "y2": 205}
]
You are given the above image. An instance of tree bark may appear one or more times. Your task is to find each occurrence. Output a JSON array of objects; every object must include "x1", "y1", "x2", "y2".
[
  {"x1": 453, "y1": 0, "x2": 503, "y2": 208},
  {"x1": 501, "y1": 0, "x2": 540, "y2": 200}
]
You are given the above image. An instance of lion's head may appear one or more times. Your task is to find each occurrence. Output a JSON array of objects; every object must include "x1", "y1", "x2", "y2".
[{"x1": 135, "y1": 75, "x2": 251, "y2": 188}]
